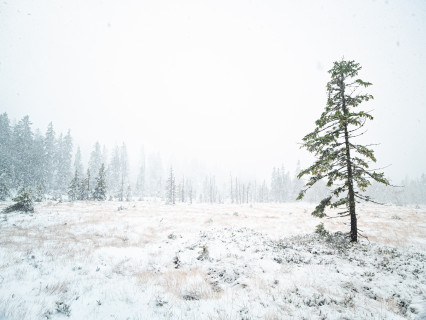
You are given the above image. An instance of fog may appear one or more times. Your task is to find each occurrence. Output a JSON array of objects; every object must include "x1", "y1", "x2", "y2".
[{"x1": 1, "y1": 0, "x2": 425, "y2": 182}]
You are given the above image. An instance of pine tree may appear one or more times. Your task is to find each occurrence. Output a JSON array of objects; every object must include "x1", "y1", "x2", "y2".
[
  {"x1": 107, "y1": 146, "x2": 121, "y2": 199},
  {"x1": 101, "y1": 145, "x2": 108, "y2": 169},
  {"x1": 0, "y1": 113, "x2": 12, "y2": 194},
  {"x1": 260, "y1": 180, "x2": 269, "y2": 202},
  {"x1": 119, "y1": 143, "x2": 129, "y2": 201},
  {"x1": 74, "y1": 146, "x2": 84, "y2": 177},
  {"x1": 187, "y1": 179, "x2": 193, "y2": 204},
  {"x1": 181, "y1": 178, "x2": 185, "y2": 203},
  {"x1": 32, "y1": 130, "x2": 46, "y2": 191},
  {"x1": 89, "y1": 142, "x2": 102, "y2": 189},
  {"x1": 297, "y1": 59, "x2": 389, "y2": 242},
  {"x1": 12, "y1": 116, "x2": 34, "y2": 189},
  {"x1": 166, "y1": 166, "x2": 176, "y2": 205},
  {"x1": 44, "y1": 122, "x2": 56, "y2": 191},
  {"x1": 55, "y1": 130, "x2": 73, "y2": 192},
  {"x1": 135, "y1": 148, "x2": 146, "y2": 200},
  {"x1": 68, "y1": 169, "x2": 80, "y2": 201},
  {"x1": 125, "y1": 185, "x2": 132, "y2": 202},
  {"x1": 0, "y1": 177, "x2": 10, "y2": 201},
  {"x1": 93, "y1": 164, "x2": 107, "y2": 201},
  {"x1": 78, "y1": 169, "x2": 91, "y2": 200}
]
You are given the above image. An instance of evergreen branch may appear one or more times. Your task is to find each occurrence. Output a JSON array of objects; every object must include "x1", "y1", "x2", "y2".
[
  {"x1": 354, "y1": 193, "x2": 389, "y2": 205},
  {"x1": 327, "y1": 213, "x2": 351, "y2": 219},
  {"x1": 348, "y1": 130, "x2": 368, "y2": 139}
]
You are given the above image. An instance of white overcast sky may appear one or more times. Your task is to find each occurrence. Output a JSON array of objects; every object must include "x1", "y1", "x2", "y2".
[{"x1": 1, "y1": 0, "x2": 425, "y2": 181}]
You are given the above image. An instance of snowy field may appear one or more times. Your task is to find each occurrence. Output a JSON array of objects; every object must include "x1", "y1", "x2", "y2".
[{"x1": 0, "y1": 201, "x2": 425, "y2": 320}]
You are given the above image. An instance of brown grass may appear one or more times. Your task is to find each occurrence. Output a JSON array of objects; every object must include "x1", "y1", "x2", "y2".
[{"x1": 158, "y1": 268, "x2": 222, "y2": 300}]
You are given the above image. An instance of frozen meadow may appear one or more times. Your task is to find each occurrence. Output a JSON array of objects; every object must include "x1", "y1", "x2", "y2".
[{"x1": 0, "y1": 202, "x2": 425, "y2": 320}]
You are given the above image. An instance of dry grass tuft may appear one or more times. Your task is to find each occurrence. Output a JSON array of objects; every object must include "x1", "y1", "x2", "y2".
[{"x1": 159, "y1": 268, "x2": 222, "y2": 300}]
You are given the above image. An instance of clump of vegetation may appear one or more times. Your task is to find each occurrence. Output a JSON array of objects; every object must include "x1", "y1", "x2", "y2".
[
  {"x1": 3, "y1": 189, "x2": 34, "y2": 213},
  {"x1": 55, "y1": 301, "x2": 71, "y2": 317},
  {"x1": 173, "y1": 254, "x2": 181, "y2": 269},
  {"x1": 197, "y1": 244, "x2": 210, "y2": 261},
  {"x1": 315, "y1": 222, "x2": 329, "y2": 236},
  {"x1": 182, "y1": 290, "x2": 200, "y2": 301},
  {"x1": 168, "y1": 233, "x2": 177, "y2": 240},
  {"x1": 155, "y1": 295, "x2": 168, "y2": 307}
]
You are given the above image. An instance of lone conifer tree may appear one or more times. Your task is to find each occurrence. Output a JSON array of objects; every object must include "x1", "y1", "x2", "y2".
[{"x1": 297, "y1": 59, "x2": 389, "y2": 242}]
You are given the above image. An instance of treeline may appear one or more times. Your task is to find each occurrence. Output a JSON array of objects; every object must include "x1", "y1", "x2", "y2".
[
  {"x1": 0, "y1": 113, "x2": 139, "y2": 201},
  {"x1": 0, "y1": 113, "x2": 325, "y2": 203},
  {"x1": 0, "y1": 114, "x2": 73, "y2": 200},
  {"x1": 366, "y1": 176, "x2": 426, "y2": 206},
  {"x1": 164, "y1": 165, "x2": 333, "y2": 205},
  {"x1": 1, "y1": 112, "x2": 425, "y2": 205}
]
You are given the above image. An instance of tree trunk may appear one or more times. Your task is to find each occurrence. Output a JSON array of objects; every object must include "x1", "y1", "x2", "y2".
[{"x1": 340, "y1": 77, "x2": 357, "y2": 242}]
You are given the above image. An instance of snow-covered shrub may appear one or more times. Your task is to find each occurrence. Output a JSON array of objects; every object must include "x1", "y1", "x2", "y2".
[
  {"x1": 3, "y1": 189, "x2": 34, "y2": 213},
  {"x1": 55, "y1": 301, "x2": 71, "y2": 317},
  {"x1": 197, "y1": 244, "x2": 209, "y2": 261},
  {"x1": 315, "y1": 222, "x2": 329, "y2": 236},
  {"x1": 173, "y1": 255, "x2": 181, "y2": 269},
  {"x1": 182, "y1": 290, "x2": 200, "y2": 301}
]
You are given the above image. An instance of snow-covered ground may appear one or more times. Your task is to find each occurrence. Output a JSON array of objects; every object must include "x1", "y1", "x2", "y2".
[{"x1": 0, "y1": 201, "x2": 425, "y2": 319}]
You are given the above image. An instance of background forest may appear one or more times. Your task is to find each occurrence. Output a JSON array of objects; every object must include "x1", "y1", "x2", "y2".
[{"x1": 1, "y1": 112, "x2": 425, "y2": 205}]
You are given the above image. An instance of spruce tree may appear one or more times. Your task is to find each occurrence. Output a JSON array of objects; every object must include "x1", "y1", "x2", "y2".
[
  {"x1": 68, "y1": 170, "x2": 80, "y2": 201},
  {"x1": 166, "y1": 166, "x2": 176, "y2": 205},
  {"x1": 119, "y1": 143, "x2": 129, "y2": 201},
  {"x1": 44, "y1": 122, "x2": 56, "y2": 191},
  {"x1": 297, "y1": 59, "x2": 389, "y2": 242},
  {"x1": 187, "y1": 179, "x2": 193, "y2": 204},
  {"x1": 0, "y1": 177, "x2": 10, "y2": 201},
  {"x1": 135, "y1": 148, "x2": 146, "y2": 199},
  {"x1": 12, "y1": 116, "x2": 34, "y2": 188},
  {"x1": 0, "y1": 113, "x2": 12, "y2": 194},
  {"x1": 32, "y1": 130, "x2": 46, "y2": 191},
  {"x1": 88, "y1": 142, "x2": 102, "y2": 189},
  {"x1": 125, "y1": 185, "x2": 132, "y2": 202},
  {"x1": 78, "y1": 169, "x2": 91, "y2": 200},
  {"x1": 93, "y1": 164, "x2": 107, "y2": 201},
  {"x1": 74, "y1": 146, "x2": 84, "y2": 177},
  {"x1": 108, "y1": 146, "x2": 121, "y2": 199},
  {"x1": 55, "y1": 130, "x2": 73, "y2": 192}
]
